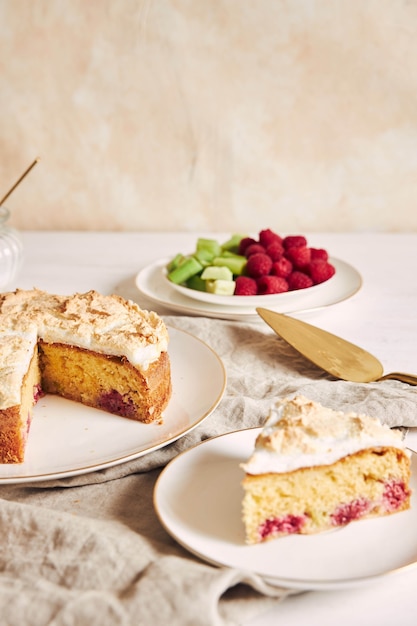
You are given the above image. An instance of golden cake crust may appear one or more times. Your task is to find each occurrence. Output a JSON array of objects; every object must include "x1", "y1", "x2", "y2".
[
  {"x1": 0, "y1": 405, "x2": 26, "y2": 463},
  {"x1": 0, "y1": 289, "x2": 172, "y2": 463}
]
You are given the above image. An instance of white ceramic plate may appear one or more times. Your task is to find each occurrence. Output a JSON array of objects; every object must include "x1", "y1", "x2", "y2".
[
  {"x1": 0, "y1": 327, "x2": 226, "y2": 484},
  {"x1": 163, "y1": 266, "x2": 336, "y2": 307},
  {"x1": 136, "y1": 258, "x2": 362, "y2": 321},
  {"x1": 154, "y1": 428, "x2": 417, "y2": 590}
]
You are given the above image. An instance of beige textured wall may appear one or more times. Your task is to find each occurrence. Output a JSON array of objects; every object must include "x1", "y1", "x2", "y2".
[{"x1": 1, "y1": 0, "x2": 417, "y2": 232}]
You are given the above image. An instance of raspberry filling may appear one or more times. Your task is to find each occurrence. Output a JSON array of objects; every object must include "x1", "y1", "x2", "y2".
[
  {"x1": 33, "y1": 384, "x2": 44, "y2": 403},
  {"x1": 259, "y1": 514, "x2": 307, "y2": 540},
  {"x1": 98, "y1": 390, "x2": 137, "y2": 418},
  {"x1": 331, "y1": 479, "x2": 410, "y2": 526},
  {"x1": 331, "y1": 497, "x2": 371, "y2": 526},
  {"x1": 382, "y1": 480, "x2": 410, "y2": 511}
]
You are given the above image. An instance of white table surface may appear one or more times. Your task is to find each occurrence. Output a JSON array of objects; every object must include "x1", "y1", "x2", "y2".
[{"x1": 11, "y1": 231, "x2": 417, "y2": 625}]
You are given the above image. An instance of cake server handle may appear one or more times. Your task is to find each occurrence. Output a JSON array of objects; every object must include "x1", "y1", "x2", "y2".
[{"x1": 376, "y1": 372, "x2": 417, "y2": 385}]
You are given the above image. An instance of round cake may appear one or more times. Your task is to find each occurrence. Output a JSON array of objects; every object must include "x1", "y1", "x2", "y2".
[{"x1": 0, "y1": 289, "x2": 172, "y2": 463}]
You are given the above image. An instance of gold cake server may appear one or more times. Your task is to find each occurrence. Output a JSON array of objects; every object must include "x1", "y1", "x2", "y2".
[{"x1": 256, "y1": 308, "x2": 417, "y2": 386}]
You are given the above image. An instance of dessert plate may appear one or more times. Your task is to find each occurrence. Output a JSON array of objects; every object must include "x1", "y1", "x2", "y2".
[
  {"x1": 154, "y1": 428, "x2": 417, "y2": 591},
  {"x1": 0, "y1": 327, "x2": 226, "y2": 484},
  {"x1": 136, "y1": 258, "x2": 362, "y2": 321}
]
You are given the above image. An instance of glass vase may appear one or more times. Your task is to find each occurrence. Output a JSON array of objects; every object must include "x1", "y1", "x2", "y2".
[{"x1": 0, "y1": 206, "x2": 23, "y2": 288}]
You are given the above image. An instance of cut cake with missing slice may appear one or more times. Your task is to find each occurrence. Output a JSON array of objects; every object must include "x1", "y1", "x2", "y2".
[{"x1": 0, "y1": 289, "x2": 172, "y2": 463}]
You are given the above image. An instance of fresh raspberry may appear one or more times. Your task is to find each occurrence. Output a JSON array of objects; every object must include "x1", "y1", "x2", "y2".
[
  {"x1": 244, "y1": 243, "x2": 266, "y2": 257},
  {"x1": 265, "y1": 242, "x2": 284, "y2": 261},
  {"x1": 258, "y1": 228, "x2": 282, "y2": 248},
  {"x1": 287, "y1": 271, "x2": 313, "y2": 290},
  {"x1": 285, "y1": 245, "x2": 311, "y2": 269},
  {"x1": 256, "y1": 275, "x2": 289, "y2": 295},
  {"x1": 310, "y1": 247, "x2": 328, "y2": 261},
  {"x1": 238, "y1": 237, "x2": 257, "y2": 255},
  {"x1": 271, "y1": 257, "x2": 292, "y2": 278},
  {"x1": 230, "y1": 231, "x2": 334, "y2": 296},
  {"x1": 234, "y1": 275, "x2": 258, "y2": 296},
  {"x1": 282, "y1": 235, "x2": 307, "y2": 250},
  {"x1": 307, "y1": 260, "x2": 336, "y2": 284},
  {"x1": 245, "y1": 253, "x2": 273, "y2": 278}
]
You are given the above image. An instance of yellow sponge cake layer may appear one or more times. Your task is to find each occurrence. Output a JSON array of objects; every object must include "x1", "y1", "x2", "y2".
[
  {"x1": 0, "y1": 289, "x2": 172, "y2": 463},
  {"x1": 241, "y1": 396, "x2": 411, "y2": 544}
]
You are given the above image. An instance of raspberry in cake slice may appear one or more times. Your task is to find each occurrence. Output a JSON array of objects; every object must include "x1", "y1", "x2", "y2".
[
  {"x1": 0, "y1": 289, "x2": 172, "y2": 463},
  {"x1": 241, "y1": 396, "x2": 411, "y2": 544}
]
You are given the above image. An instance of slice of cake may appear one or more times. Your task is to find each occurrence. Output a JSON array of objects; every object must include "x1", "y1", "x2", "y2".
[
  {"x1": 241, "y1": 395, "x2": 411, "y2": 544},
  {"x1": 0, "y1": 289, "x2": 172, "y2": 463}
]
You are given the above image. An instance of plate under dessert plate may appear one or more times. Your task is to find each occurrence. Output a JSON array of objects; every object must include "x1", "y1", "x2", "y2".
[
  {"x1": 154, "y1": 428, "x2": 417, "y2": 591},
  {"x1": 0, "y1": 327, "x2": 226, "y2": 484},
  {"x1": 135, "y1": 258, "x2": 362, "y2": 321}
]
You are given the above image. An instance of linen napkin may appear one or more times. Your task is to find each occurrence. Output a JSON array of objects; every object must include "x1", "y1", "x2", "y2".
[{"x1": 0, "y1": 312, "x2": 416, "y2": 626}]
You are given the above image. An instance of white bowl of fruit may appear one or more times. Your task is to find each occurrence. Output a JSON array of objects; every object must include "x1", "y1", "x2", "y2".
[{"x1": 163, "y1": 229, "x2": 336, "y2": 307}]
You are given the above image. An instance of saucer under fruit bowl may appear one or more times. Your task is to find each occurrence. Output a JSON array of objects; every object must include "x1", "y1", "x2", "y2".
[{"x1": 161, "y1": 265, "x2": 337, "y2": 308}]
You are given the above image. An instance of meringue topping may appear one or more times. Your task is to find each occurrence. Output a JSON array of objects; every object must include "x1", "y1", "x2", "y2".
[
  {"x1": 0, "y1": 289, "x2": 169, "y2": 408},
  {"x1": 242, "y1": 395, "x2": 408, "y2": 475}
]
